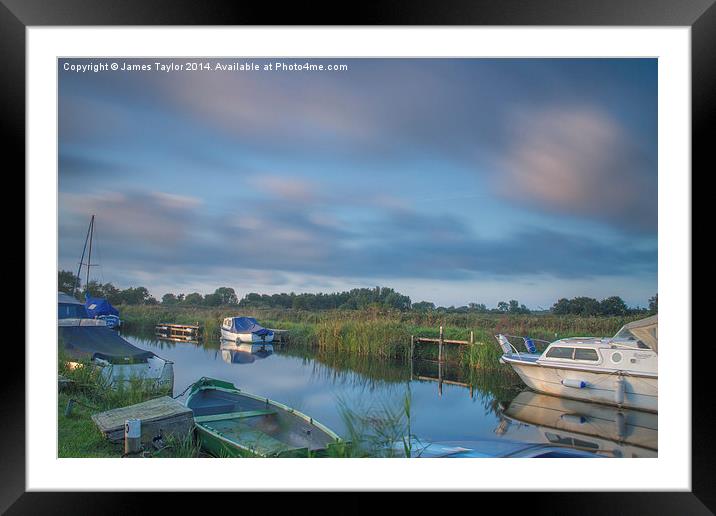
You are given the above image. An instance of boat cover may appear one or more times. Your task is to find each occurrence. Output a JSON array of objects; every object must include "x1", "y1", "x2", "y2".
[
  {"x1": 59, "y1": 325, "x2": 155, "y2": 363},
  {"x1": 228, "y1": 317, "x2": 272, "y2": 336},
  {"x1": 85, "y1": 296, "x2": 120, "y2": 318},
  {"x1": 614, "y1": 315, "x2": 658, "y2": 353}
]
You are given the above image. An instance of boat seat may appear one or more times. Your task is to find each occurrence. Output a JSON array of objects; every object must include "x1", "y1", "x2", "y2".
[{"x1": 191, "y1": 401, "x2": 236, "y2": 417}]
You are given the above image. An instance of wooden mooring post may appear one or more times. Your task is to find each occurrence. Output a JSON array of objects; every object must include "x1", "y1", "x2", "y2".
[{"x1": 438, "y1": 326, "x2": 444, "y2": 363}]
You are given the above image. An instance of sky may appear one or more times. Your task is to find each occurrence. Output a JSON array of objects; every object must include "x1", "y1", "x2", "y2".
[{"x1": 58, "y1": 58, "x2": 657, "y2": 308}]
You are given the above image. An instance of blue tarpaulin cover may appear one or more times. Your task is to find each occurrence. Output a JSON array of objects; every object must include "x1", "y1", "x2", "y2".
[
  {"x1": 85, "y1": 296, "x2": 120, "y2": 318},
  {"x1": 229, "y1": 317, "x2": 272, "y2": 336}
]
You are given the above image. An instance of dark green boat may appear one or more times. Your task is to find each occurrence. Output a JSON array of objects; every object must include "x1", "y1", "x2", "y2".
[{"x1": 185, "y1": 377, "x2": 342, "y2": 457}]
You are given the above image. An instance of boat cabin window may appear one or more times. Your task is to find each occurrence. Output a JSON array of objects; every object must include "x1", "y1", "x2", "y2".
[
  {"x1": 545, "y1": 346, "x2": 575, "y2": 359},
  {"x1": 574, "y1": 348, "x2": 599, "y2": 361}
]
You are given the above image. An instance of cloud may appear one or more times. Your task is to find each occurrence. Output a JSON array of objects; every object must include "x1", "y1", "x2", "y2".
[
  {"x1": 496, "y1": 106, "x2": 657, "y2": 232},
  {"x1": 247, "y1": 175, "x2": 318, "y2": 202},
  {"x1": 60, "y1": 186, "x2": 654, "y2": 292},
  {"x1": 60, "y1": 190, "x2": 203, "y2": 254}
]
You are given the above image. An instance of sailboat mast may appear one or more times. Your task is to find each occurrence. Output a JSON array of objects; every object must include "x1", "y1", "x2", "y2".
[
  {"x1": 86, "y1": 215, "x2": 95, "y2": 290},
  {"x1": 74, "y1": 215, "x2": 94, "y2": 296}
]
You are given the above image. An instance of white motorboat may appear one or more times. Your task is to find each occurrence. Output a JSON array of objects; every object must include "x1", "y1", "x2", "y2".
[
  {"x1": 220, "y1": 316, "x2": 274, "y2": 347},
  {"x1": 498, "y1": 390, "x2": 657, "y2": 458},
  {"x1": 58, "y1": 292, "x2": 174, "y2": 392},
  {"x1": 495, "y1": 315, "x2": 657, "y2": 412}
]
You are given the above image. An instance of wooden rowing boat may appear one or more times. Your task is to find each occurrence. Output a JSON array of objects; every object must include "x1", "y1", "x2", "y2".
[{"x1": 185, "y1": 377, "x2": 342, "y2": 457}]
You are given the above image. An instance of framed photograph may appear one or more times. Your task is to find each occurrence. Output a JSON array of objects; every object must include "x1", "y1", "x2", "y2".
[{"x1": 8, "y1": 0, "x2": 710, "y2": 511}]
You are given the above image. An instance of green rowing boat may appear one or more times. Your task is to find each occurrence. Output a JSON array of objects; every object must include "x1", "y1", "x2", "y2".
[{"x1": 185, "y1": 377, "x2": 343, "y2": 457}]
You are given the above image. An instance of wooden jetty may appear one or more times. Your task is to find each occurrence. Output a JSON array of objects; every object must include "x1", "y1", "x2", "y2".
[
  {"x1": 155, "y1": 323, "x2": 203, "y2": 342},
  {"x1": 92, "y1": 396, "x2": 194, "y2": 444},
  {"x1": 411, "y1": 326, "x2": 475, "y2": 363}
]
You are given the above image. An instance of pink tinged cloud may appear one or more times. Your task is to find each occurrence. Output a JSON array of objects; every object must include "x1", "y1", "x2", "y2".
[
  {"x1": 62, "y1": 190, "x2": 202, "y2": 247},
  {"x1": 497, "y1": 106, "x2": 656, "y2": 232}
]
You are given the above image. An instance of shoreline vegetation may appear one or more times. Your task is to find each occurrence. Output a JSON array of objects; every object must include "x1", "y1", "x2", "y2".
[{"x1": 119, "y1": 304, "x2": 645, "y2": 368}]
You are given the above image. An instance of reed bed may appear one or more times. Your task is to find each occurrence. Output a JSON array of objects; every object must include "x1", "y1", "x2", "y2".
[{"x1": 120, "y1": 305, "x2": 639, "y2": 372}]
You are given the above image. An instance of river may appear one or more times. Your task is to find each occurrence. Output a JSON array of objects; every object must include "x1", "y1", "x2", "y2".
[{"x1": 121, "y1": 331, "x2": 657, "y2": 458}]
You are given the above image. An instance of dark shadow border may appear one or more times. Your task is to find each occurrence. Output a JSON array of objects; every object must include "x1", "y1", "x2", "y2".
[{"x1": 6, "y1": 0, "x2": 709, "y2": 513}]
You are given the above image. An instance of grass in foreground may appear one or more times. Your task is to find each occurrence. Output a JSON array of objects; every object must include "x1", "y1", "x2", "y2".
[{"x1": 58, "y1": 354, "x2": 202, "y2": 458}]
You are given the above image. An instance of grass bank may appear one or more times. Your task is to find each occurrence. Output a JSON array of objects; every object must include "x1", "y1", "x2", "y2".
[{"x1": 58, "y1": 355, "x2": 201, "y2": 458}]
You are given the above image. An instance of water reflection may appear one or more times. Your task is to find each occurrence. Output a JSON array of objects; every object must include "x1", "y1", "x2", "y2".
[
  {"x1": 495, "y1": 390, "x2": 658, "y2": 458},
  {"x1": 220, "y1": 339, "x2": 274, "y2": 364}
]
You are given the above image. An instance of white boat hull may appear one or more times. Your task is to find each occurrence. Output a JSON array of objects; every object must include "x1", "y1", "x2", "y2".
[
  {"x1": 97, "y1": 356, "x2": 174, "y2": 393},
  {"x1": 221, "y1": 327, "x2": 274, "y2": 344},
  {"x1": 503, "y1": 356, "x2": 657, "y2": 412}
]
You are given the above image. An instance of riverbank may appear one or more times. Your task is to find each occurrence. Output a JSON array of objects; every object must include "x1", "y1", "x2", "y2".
[
  {"x1": 119, "y1": 305, "x2": 641, "y2": 369},
  {"x1": 58, "y1": 357, "x2": 201, "y2": 458}
]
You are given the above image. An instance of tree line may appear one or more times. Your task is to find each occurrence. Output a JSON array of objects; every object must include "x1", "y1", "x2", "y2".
[
  {"x1": 551, "y1": 294, "x2": 657, "y2": 316},
  {"x1": 58, "y1": 269, "x2": 656, "y2": 315}
]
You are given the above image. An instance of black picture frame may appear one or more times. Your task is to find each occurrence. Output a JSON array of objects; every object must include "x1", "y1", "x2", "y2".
[{"x1": 6, "y1": 0, "x2": 709, "y2": 512}]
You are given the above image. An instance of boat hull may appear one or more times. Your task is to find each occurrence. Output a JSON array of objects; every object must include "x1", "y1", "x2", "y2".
[
  {"x1": 186, "y1": 378, "x2": 341, "y2": 457},
  {"x1": 98, "y1": 357, "x2": 174, "y2": 393},
  {"x1": 503, "y1": 356, "x2": 657, "y2": 412},
  {"x1": 221, "y1": 328, "x2": 274, "y2": 344}
]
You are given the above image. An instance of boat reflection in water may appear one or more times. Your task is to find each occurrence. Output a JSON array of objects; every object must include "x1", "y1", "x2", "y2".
[
  {"x1": 496, "y1": 390, "x2": 657, "y2": 458},
  {"x1": 220, "y1": 339, "x2": 273, "y2": 365}
]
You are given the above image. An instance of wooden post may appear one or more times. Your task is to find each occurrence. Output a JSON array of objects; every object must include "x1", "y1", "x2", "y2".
[
  {"x1": 438, "y1": 326, "x2": 444, "y2": 363},
  {"x1": 438, "y1": 359, "x2": 443, "y2": 397},
  {"x1": 410, "y1": 335, "x2": 415, "y2": 380},
  {"x1": 470, "y1": 331, "x2": 474, "y2": 345}
]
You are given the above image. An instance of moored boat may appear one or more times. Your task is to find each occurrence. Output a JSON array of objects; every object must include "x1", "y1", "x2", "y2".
[
  {"x1": 84, "y1": 295, "x2": 122, "y2": 329},
  {"x1": 59, "y1": 292, "x2": 174, "y2": 392},
  {"x1": 220, "y1": 316, "x2": 274, "y2": 346},
  {"x1": 495, "y1": 315, "x2": 658, "y2": 412},
  {"x1": 185, "y1": 377, "x2": 342, "y2": 457}
]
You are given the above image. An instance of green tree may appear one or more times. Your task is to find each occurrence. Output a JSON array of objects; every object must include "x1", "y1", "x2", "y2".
[
  {"x1": 58, "y1": 270, "x2": 79, "y2": 295},
  {"x1": 551, "y1": 298, "x2": 570, "y2": 314},
  {"x1": 162, "y1": 293, "x2": 178, "y2": 305},
  {"x1": 600, "y1": 296, "x2": 628, "y2": 316},
  {"x1": 213, "y1": 287, "x2": 238, "y2": 306},
  {"x1": 184, "y1": 292, "x2": 203, "y2": 305},
  {"x1": 413, "y1": 301, "x2": 435, "y2": 311},
  {"x1": 497, "y1": 301, "x2": 509, "y2": 313},
  {"x1": 648, "y1": 294, "x2": 658, "y2": 314}
]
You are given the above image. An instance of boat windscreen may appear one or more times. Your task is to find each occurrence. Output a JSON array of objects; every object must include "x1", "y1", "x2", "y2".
[{"x1": 614, "y1": 315, "x2": 658, "y2": 352}]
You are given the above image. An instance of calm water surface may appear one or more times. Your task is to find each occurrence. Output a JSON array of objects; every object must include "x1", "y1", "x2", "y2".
[{"x1": 122, "y1": 331, "x2": 657, "y2": 457}]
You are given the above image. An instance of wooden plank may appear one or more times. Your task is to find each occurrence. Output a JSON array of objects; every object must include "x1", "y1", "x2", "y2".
[{"x1": 92, "y1": 396, "x2": 194, "y2": 444}]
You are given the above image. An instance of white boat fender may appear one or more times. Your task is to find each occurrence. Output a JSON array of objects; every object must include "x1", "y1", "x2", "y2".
[
  {"x1": 614, "y1": 376, "x2": 626, "y2": 405},
  {"x1": 561, "y1": 413, "x2": 588, "y2": 425},
  {"x1": 562, "y1": 378, "x2": 588, "y2": 389}
]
